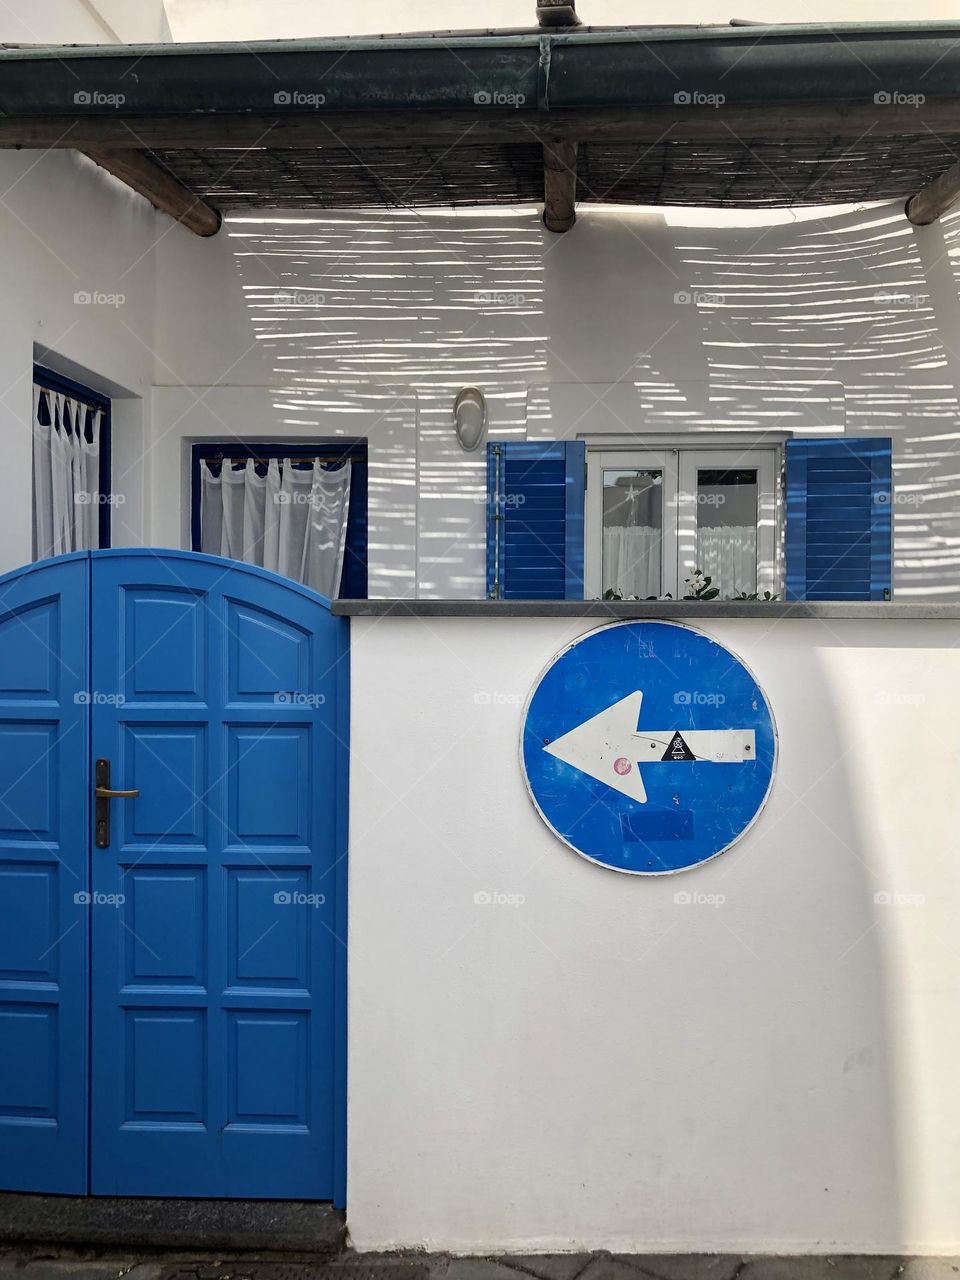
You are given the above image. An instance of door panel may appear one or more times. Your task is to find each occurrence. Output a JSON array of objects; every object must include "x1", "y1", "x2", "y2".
[
  {"x1": 89, "y1": 552, "x2": 346, "y2": 1198},
  {"x1": 0, "y1": 555, "x2": 89, "y2": 1193}
]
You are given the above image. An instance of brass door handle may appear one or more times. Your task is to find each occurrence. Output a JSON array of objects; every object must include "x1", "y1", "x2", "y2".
[{"x1": 95, "y1": 787, "x2": 140, "y2": 799}]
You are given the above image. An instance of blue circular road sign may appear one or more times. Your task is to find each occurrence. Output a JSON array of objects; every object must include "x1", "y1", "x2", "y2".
[{"x1": 521, "y1": 621, "x2": 777, "y2": 874}]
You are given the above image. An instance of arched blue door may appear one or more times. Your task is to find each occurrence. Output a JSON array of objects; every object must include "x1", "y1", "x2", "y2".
[{"x1": 0, "y1": 551, "x2": 347, "y2": 1201}]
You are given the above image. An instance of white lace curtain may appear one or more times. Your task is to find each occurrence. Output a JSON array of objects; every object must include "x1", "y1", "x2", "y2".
[
  {"x1": 32, "y1": 386, "x2": 102, "y2": 560},
  {"x1": 603, "y1": 526, "x2": 662, "y2": 598},
  {"x1": 697, "y1": 527, "x2": 758, "y2": 597},
  {"x1": 603, "y1": 525, "x2": 758, "y2": 598},
  {"x1": 199, "y1": 457, "x2": 352, "y2": 600}
]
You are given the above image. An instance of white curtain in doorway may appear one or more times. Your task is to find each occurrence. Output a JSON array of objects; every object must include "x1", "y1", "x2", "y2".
[
  {"x1": 199, "y1": 457, "x2": 352, "y2": 599},
  {"x1": 32, "y1": 386, "x2": 102, "y2": 559}
]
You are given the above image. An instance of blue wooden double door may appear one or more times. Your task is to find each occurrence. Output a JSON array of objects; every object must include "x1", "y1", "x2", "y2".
[{"x1": 0, "y1": 551, "x2": 346, "y2": 1200}]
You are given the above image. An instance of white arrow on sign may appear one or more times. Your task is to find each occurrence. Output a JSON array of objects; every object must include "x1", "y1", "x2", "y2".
[{"x1": 543, "y1": 690, "x2": 755, "y2": 804}]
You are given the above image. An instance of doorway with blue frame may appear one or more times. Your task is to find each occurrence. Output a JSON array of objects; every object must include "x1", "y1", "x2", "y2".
[{"x1": 191, "y1": 440, "x2": 368, "y2": 602}]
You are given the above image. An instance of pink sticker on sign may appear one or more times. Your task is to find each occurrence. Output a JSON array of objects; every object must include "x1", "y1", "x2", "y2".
[{"x1": 613, "y1": 757, "x2": 632, "y2": 776}]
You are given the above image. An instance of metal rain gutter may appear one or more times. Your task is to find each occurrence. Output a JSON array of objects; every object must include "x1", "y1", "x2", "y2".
[{"x1": 0, "y1": 23, "x2": 958, "y2": 117}]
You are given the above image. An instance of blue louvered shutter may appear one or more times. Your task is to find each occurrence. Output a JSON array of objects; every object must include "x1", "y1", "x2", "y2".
[
  {"x1": 486, "y1": 441, "x2": 585, "y2": 599},
  {"x1": 785, "y1": 437, "x2": 892, "y2": 601}
]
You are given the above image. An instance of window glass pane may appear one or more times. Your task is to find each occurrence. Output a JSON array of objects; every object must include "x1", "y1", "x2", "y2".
[
  {"x1": 696, "y1": 468, "x2": 758, "y2": 597},
  {"x1": 602, "y1": 469, "x2": 662, "y2": 598}
]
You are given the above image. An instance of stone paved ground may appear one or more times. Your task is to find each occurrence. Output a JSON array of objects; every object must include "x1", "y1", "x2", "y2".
[{"x1": 0, "y1": 1252, "x2": 958, "y2": 1280}]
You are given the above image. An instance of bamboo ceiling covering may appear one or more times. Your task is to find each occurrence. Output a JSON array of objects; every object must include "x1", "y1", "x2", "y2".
[{"x1": 144, "y1": 133, "x2": 959, "y2": 212}]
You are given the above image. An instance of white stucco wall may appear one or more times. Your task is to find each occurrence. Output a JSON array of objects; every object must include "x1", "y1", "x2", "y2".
[
  {"x1": 0, "y1": 0, "x2": 169, "y2": 44},
  {"x1": 162, "y1": 0, "x2": 960, "y2": 41},
  {"x1": 8, "y1": 0, "x2": 958, "y2": 47},
  {"x1": 0, "y1": 149, "x2": 167, "y2": 570},
  {"x1": 3, "y1": 151, "x2": 960, "y2": 601},
  {"x1": 347, "y1": 614, "x2": 960, "y2": 1253},
  {"x1": 149, "y1": 203, "x2": 960, "y2": 600}
]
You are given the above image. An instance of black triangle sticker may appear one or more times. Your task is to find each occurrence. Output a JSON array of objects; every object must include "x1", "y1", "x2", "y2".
[{"x1": 662, "y1": 731, "x2": 696, "y2": 762}]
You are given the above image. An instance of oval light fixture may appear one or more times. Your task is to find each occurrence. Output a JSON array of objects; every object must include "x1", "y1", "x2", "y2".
[{"x1": 453, "y1": 386, "x2": 487, "y2": 452}]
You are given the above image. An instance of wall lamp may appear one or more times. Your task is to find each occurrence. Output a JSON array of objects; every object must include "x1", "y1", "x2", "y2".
[{"x1": 453, "y1": 387, "x2": 487, "y2": 452}]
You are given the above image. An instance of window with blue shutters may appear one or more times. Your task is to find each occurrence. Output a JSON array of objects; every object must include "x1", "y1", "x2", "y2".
[
  {"x1": 785, "y1": 436, "x2": 892, "y2": 601},
  {"x1": 486, "y1": 441, "x2": 585, "y2": 599},
  {"x1": 585, "y1": 446, "x2": 779, "y2": 600},
  {"x1": 488, "y1": 436, "x2": 894, "y2": 603}
]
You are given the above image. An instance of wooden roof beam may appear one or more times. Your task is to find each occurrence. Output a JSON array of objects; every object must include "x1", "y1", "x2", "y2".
[
  {"x1": 537, "y1": 0, "x2": 581, "y2": 26},
  {"x1": 906, "y1": 159, "x2": 960, "y2": 226},
  {"x1": 543, "y1": 139, "x2": 578, "y2": 232},
  {"x1": 4, "y1": 102, "x2": 960, "y2": 151},
  {"x1": 81, "y1": 146, "x2": 222, "y2": 236}
]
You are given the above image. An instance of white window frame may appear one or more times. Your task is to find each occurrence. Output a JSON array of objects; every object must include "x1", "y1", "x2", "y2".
[
  {"x1": 586, "y1": 442, "x2": 782, "y2": 600},
  {"x1": 585, "y1": 448, "x2": 679, "y2": 600},
  {"x1": 677, "y1": 449, "x2": 779, "y2": 599}
]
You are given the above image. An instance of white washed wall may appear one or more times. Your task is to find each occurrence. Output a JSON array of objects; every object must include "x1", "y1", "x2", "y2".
[
  {"x1": 347, "y1": 614, "x2": 960, "y2": 1253},
  {"x1": 151, "y1": 204, "x2": 960, "y2": 600},
  {"x1": 7, "y1": 0, "x2": 954, "y2": 51},
  {"x1": 0, "y1": 149, "x2": 163, "y2": 571},
  {"x1": 0, "y1": 0, "x2": 168, "y2": 43},
  {"x1": 7, "y1": 0, "x2": 957, "y2": 53},
  {"x1": 162, "y1": 0, "x2": 960, "y2": 41},
  {"x1": 1, "y1": 148, "x2": 960, "y2": 599}
]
